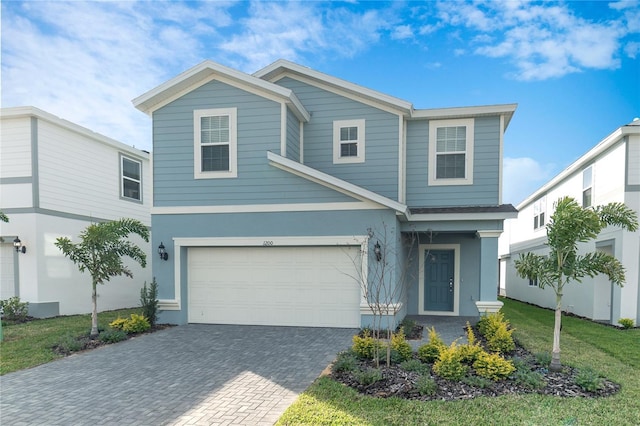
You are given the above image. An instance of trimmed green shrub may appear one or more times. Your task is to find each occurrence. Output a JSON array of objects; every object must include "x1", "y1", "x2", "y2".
[
  {"x1": 140, "y1": 278, "x2": 159, "y2": 327},
  {"x1": 415, "y1": 375, "x2": 438, "y2": 396},
  {"x1": 98, "y1": 329, "x2": 128, "y2": 344},
  {"x1": 333, "y1": 351, "x2": 358, "y2": 374},
  {"x1": 575, "y1": 367, "x2": 604, "y2": 392},
  {"x1": 534, "y1": 351, "x2": 552, "y2": 367},
  {"x1": 486, "y1": 322, "x2": 516, "y2": 354},
  {"x1": 400, "y1": 359, "x2": 431, "y2": 375},
  {"x1": 0, "y1": 296, "x2": 29, "y2": 322},
  {"x1": 458, "y1": 322, "x2": 484, "y2": 364},
  {"x1": 352, "y1": 330, "x2": 385, "y2": 360},
  {"x1": 417, "y1": 327, "x2": 446, "y2": 363},
  {"x1": 390, "y1": 329, "x2": 413, "y2": 363},
  {"x1": 512, "y1": 369, "x2": 545, "y2": 390},
  {"x1": 55, "y1": 333, "x2": 84, "y2": 353},
  {"x1": 354, "y1": 367, "x2": 383, "y2": 385},
  {"x1": 433, "y1": 342, "x2": 468, "y2": 381},
  {"x1": 473, "y1": 352, "x2": 515, "y2": 381},
  {"x1": 461, "y1": 375, "x2": 493, "y2": 389},
  {"x1": 109, "y1": 313, "x2": 150, "y2": 334},
  {"x1": 399, "y1": 318, "x2": 417, "y2": 336},
  {"x1": 618, "y1": 318, "x2": 635, "y2": 329},
  {"x1": 477, "y1": 311, "x2": 511, "y2": 339}
]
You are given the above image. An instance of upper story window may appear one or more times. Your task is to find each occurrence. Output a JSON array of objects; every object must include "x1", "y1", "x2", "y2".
[
  {"x1": 333, "y1": 119, "x2": 365, "y2": 164},
  {"x1": 120, "y1": 155, "x2": 142, "y2": 202},
  {"x1": 528, "y1": 278, "x2": 539, "y2": 287},
  {"x1": 428, "y1": 118, "x2": 474, "y2": 186},
  {"x1": 194, "y1": 108, "x2": 237, "y2": 179},
  {"x1": 533, "y1": 196, "x2": 546, "y2": 230},
  {"x1": 582, "y1": 165, "x2": 593, "y2": 208}
]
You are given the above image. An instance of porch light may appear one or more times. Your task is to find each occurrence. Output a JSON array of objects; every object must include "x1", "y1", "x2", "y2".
[
  {"x1": 158, "y1": 242, "x2": 169, "y2": 261},
  {"x1": 374, "y1": 241, "x2": 382, "y2": 262},
  {"x1": 13, "y1": 237, "x2": 26, "y2": 254}
]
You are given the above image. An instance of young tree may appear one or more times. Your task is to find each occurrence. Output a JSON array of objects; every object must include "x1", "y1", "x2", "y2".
[
  {"x1": 0, "y1": 211, "x2": 8, "y2": 222},
  {"x1": 515, "y1": 196, "x2": 638, "y2": 371},
  {"x1": 55, "y1": 218, "x2": 149, "y2": 337}
]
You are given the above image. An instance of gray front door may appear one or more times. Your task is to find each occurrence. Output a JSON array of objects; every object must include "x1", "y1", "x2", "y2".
[{"x1": 424, "y1": 249, "x2": 454, "y2": 311}]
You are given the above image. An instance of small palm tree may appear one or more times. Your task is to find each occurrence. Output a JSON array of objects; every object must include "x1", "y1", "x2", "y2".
[
  {"x1": 515, "y1": 196, "x2": 638, "y2": 371},
  {"x1": 55, "y1": 218, "x2": 149, "y2": 337}
]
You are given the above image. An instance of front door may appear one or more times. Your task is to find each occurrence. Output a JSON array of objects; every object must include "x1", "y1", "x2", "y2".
[{"x1": 424, "y1": 249, "x2": 454, "y2": 312}]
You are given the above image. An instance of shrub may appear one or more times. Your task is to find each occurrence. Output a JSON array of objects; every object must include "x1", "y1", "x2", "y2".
[
  {"x1": 534, "y1": 351, "x2": 552, "y2": 368},
  {"x1": 473, "y1": 352, "x2": 515, "y2": 381},
  {"x1": 390, "y1": 329, "x2": 413, "y2": 363},
  {"x1": 333, "y1": 351, "x2": 358, "y2": 374},
  {"x1": 477, "y1": 311, "x2": 511, "y2": 340},
  {"x1": 512, "y1": 369, "x2": 545, "y2": 390},
  {"x1": 575, "y1": 367, "x2": 604, "y2": 392},
  {"x1": 55, "y1": 333, "x2": 84, "y2": 353},
  {"x1": 486, "y1": 322, "x2": 516, "y2": 354},
  {"x1": 461, "y1": 375, "x2": 493, "y2": 389},
  {"x1": 399, "y1": 318, "x2": 417, "y2": 336},
  {"x1": 433, "y1": 342, "x2": 468, "y2": 381},
  {"x1": 618, "y1": 318, "x2": 635, "y2": 329},
  {"x1": 109, "y1": 313, "x2": 150, "y2": 334},
  {"x1": 352, "y1": 330, "x2": 385, "y2": 360},
  {"x1": 415, "y1": 375, "x2": 438, "y2": 396},
  {"x1": 417, "y1": 327, "x2": 446, "y2": 363},
  {"x1": 98, "y1": 329, "x2": 128, "y2": 344},
  {"x1": 457, "y1": 322, "x2": 483, "y2": 364},
  {"x1": 140, "y1": 278, "x2": 159, "y2": 327},
  {"x1": 354, "y1": 367, "x2": 383, "y2": 386},
  {"x1": 0, "y1": 296, "x2": 29, "y2": 322},
  {"x1": 400, "y1": 359, "x2": 431, "y2": 375}
]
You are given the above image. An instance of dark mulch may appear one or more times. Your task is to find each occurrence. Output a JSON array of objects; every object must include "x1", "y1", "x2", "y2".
[{"x1": 332, "y1": 343, "x2": 620, "y2": 401}]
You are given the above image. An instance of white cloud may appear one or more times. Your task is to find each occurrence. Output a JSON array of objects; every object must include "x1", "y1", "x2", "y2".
[
  {"x1": 391, "y1": 25, "x2": 413, "y2": 40},
  {"x1": 625, "y1": 41, "x2": 640, "y2": 58},
  {"x1": 502, "y1": 157, "x2": 557, "y2": 206}
]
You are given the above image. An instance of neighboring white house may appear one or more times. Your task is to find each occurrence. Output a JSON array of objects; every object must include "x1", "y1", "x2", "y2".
[
  {"x1": 0, "y1": 106, "x2": 152, "y2": 317},
  {"x1": 502, "y1": 118, "x2": 640, "y2": 325}
]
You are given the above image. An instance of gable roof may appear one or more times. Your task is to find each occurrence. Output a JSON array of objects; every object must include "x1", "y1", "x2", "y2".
[{"x1": 132, "y1": 60, "x2": 310, "y2": 122}]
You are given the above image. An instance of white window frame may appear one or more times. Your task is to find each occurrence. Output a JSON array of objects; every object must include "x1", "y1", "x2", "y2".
[
  {"x1": 582, "y1": 165, "x2": 593, "y2": 208},
  {"x1": 533, "y1": 196, "x2": 546, "y2": 230},
  {"x1": 428, "y1": 118, "x2": 474, "y2": 186},
  {"x1": 120, "y1": 154, "x2": 142, "y2": 202},
  {"x1": 528, "y1": 278, "x2": 539, "y2": 287},
  {"x1": 194, "y1": 107, "x2": 237, "y2": 179},
  {"x1": 333, "y1": 119, "x2": 365, "y2": 164}
]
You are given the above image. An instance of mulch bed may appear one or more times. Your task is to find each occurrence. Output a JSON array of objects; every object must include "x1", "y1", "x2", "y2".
[{"x1": 332, "y1": 336, "x2": 620, "y2": 401}]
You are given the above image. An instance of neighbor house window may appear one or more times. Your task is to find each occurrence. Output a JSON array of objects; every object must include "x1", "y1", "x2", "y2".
[
  {"x1": 194, "y1": 108, "x2": 237, "y2": 179},
  {"x1": 120, "y1": 155, "x2": 142, "y2": 202},
  {"x1": 582, "y1": 165, "x2": 593, "y2": 208},
  {"x1": 533, "y1": 196, "x2": 546, "y2": 230},
  {"x1": 528, "y1": 278, "x2": 538, "y2": 287},
  {"x1": 428, "y1": 118, "x2": 474, "y2": 186},
  {"x1": 333, "y1": 119, "x2": 365, "y2": 164}
]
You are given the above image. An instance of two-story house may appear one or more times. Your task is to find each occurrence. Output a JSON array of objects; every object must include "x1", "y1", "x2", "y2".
[
  {"x1": 503, "y1": 119, "x2": 640, "y2": 325},
  {"x1": 133, "y1": 59, "x2": 517, "y2": 328},
  {"x1": 0, "y1": 107, "x2": 152, "y2": 317}
]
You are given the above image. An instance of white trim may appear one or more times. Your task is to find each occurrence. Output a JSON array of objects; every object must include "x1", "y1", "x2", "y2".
[
  {"x1": 407, "y1": 211, "x2": 518, "y2": 221},
  {"x1": 498, "y1": 114, "x2": 504, "y2": 205},
  {"x1": 120, "y1": 154, "x2": 142, "y2": 202},
  {"x1": 475, "y1": 300, "x2": 504, "y2": 315},
  {"x1": 412, "y1": 104, "x2": 517, "y2": 128},
  {"x1": 398, "y1": 115, "x2": 406, "y2": 204},
  {"x1": 333, "y1": 119, "x2": 365, "y2": 164},
  {"x1": 193, "y1": 107, "x2": 237, "y2": 179},
  {"x1": 152, "y1": 201, "x2": 385, "y2": 215},
  {"x1": 428, "y1": 118, "x2": 475, "y2": 186},
  {"x1": 299, "y1": 121, "x2": 304, "y2": 163},
  {"x1": 418, "y1": 244, "x2": 460, "y2": 316},
  {"x1": 166, "y1": 235, "x2": 370, "y2": 313},
  {"x1": 280, "y1": 103, "x2": 287, "y2": 157},
  {"x1": 267, "y1": 151, "x2": 409, "y2": 215},
  {"x1": 476, "y1": 230, "x2": 503, "y2": 238},
  {"x1": 360, "y1": 302, "x2": 404, "y2": 315}
]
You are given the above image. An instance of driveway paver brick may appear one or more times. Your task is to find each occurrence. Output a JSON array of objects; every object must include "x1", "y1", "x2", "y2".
[{"x1": 1, "y1": 324, "x2": 355, "y2": 425}]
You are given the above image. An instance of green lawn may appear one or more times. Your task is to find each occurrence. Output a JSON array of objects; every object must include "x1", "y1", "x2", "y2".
[
  {"x1": 277, "y1": 298, "x2": 640, "y2": 425},
  {"x1": 0, "y1": 308, "x2": 141, "y2": 375}
]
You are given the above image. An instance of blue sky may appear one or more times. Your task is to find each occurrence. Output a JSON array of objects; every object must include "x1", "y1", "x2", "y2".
[{"x1": 2, "y1": 1, "x2": 639, "y2": 205}]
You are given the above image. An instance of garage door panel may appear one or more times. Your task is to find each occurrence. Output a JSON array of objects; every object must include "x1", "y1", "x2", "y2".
[{"x1": 188, "y1": 246, "x2": 361, "y2": 327}]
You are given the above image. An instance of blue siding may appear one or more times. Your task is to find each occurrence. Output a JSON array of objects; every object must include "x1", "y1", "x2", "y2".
[
  {"x1": 406, "y1": 116, "x2": 501, "y2": 207},
  {"x1": 153, "y1": 79, "x2": 352, "y2": 206},
  {"x1": 286, "y1": 108, "x2": 300, "y2": 161},
  {"x1": 274, "y1": 77, "x2": 400, "y2": 200}
]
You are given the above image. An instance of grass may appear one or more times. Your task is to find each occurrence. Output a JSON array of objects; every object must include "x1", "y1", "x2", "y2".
[
  {"x1": 0, "y1": 308, "x2": 141, "y2": 375},
  {"x1": 277, "y1": 298, "x2": 640, "y2": 425}
]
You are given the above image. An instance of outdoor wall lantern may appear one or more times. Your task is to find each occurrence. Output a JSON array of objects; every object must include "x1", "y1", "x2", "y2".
[
  {"x1": 158, "y1": 242, "x2": 169, "y2": 261},
  {"x1": 374, "y1": 241, "x2": 382, "y2": 262},
  {"x1": 13, "y1": 237, "x2": 26, "y2": 254}
]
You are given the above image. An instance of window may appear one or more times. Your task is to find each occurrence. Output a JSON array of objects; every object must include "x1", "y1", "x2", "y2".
[
  {"x1": 120, "y1": 155, "x2": 142, "y2": 202},
  {"x1": 582, "y1": 165, "x2": 593, "y2": 207},
  {"x1": 194, "y1": 108, "x2": 237, "y2": 179},
  {"x1": 533, "y1": 196, "x2": 546, "y2": 230},
  {"x1": 333, "y1": 119, "x2": 365, "y2": 164},
  {"x1": 528, "y1": 278, "x2": 538, "y2": 287},
  {"x1": 428, "y1": 118, "x2": 474, "y2": 186}
]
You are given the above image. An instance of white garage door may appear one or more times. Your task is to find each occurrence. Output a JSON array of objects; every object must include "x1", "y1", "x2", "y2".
[{"x1": 188, "y1": 246, "x2": 361, "y2": 328}]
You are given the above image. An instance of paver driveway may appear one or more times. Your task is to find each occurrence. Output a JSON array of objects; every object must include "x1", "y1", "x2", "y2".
[{"x1": 0, "y1": 324, "x2": 355, "y2": 425}]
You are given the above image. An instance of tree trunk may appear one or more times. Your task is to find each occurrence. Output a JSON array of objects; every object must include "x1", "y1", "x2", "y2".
[
  {"x1": 550, "y1": 292, "x2": 563, "y2": 372},
  {"x1": 90, "y1": 280, "x2": 99, "y2": 338}
]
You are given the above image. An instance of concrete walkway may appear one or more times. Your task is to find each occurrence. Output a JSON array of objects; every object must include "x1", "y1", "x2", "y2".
[
  {"x1": 0, "y1": 324, "x2": 355, "y2": 426},
  {"x1": 405, "y1": 315, "x2": 477, "y2": 349}
]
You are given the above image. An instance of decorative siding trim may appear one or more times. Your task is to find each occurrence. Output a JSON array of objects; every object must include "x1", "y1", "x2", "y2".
[
  {"x1": 166, "y1": 235, "x2": 370, "y2": 313},
  {"x1": 476, "y1": 230, "x2": 503, "y2": 238},
  {"x1": 267, "y1": 151, "x2": 409, "y2": 215},
  {"x1": 0, "y1": 177, "x2": 33, "y2": 184},
  {"x1": 31, "y1": 117, "x2": 39, "y2": 209},
  {"x1": 299, "y1": 121, "x2": 304, "y2": 163},
  {"x1": 418, "y1": 244, "x2": 460, "y2": 316},
  {"x1": 407, "y1": 211, "x2": 517, "y2": 222},
  {"x1": 498, "y1": 114, "x2": 504, "y2": 205},
  {"x1": 399, "y1": 116, "x2": 406, "y2": 203},
  {"x1": 0, "y1": 207, "x2": 151, "y2": 227},
  {"x1": 152, "y1": 201, "x2": 385, "y2": 215},
  {"x1": 280, "y1": 103, "x2": 287, "y2": 157}
]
